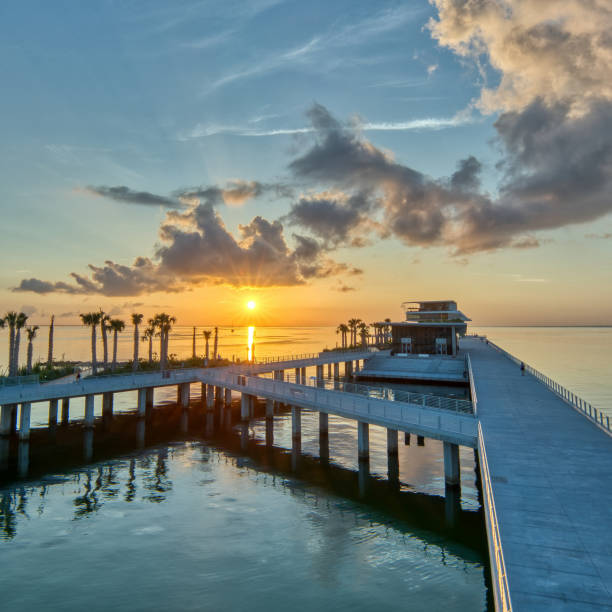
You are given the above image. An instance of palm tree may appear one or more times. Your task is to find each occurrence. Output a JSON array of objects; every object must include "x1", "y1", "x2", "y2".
[
  {"x1": 153, "y1": 313, "x2": 176, "y2": 369},
  {"x1": 109, "y1": 319, "x2": 125, "y2": 370},
  {"x1": 26, "y1": 326, "x2": 39, "y2": 374},
  {"x1": 0, "y1": 317, "x2": 6, "y2": 375},
  {"x1": 358, "y1": 322, "x2": 369, "y2": 348},
  {"x1": 12, "y1": 312, "x2": 28, "y2": 375},
  {"x1": 192, "y1": 326, "x2": 197, "y2": 359},
  {"x1": 337, "y1": 324, "x2": 349, "y2": 349},
  {"x1": 4, "y1": 312, "x2": 18, "y2": 376},
  {"x1": 80, "y1": 311, "x2": 102, "y2": 375},
  {"x1": 203, "y1": 330, "x2": 211, "y2": 363},
  {"x1": 47, "y1": 314, "x2": 55, "y2": 365},
  {"x1": 384, "y1": 318, "x2": 392, "y2": 344},
  {"x1": 99, "y1": 309, "x2": 110, "y2": 371},
  {"x1": 142, "y1": 323, "x2": 155, "y2": 363},
  {"x1": 131, "y1": 313, "x2": 143, "y2": 370},
  {"x1": 348, "y1": 318, "x2": 361, "y2": 348},
  {"x1": 213, "y1": 326, "x2": 219, "y2": 361}
]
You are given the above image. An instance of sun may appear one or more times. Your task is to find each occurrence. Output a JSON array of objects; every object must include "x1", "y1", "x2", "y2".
[{"x1": 246, "y1": 300, "x2": 256, "y2": 310}]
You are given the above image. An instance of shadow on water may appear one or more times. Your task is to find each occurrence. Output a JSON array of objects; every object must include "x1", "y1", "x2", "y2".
[{"x1": 0, "y1": 397, "x2": 489, "y2": 564}]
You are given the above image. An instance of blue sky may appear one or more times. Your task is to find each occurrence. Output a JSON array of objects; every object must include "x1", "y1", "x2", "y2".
[{"x1": 1, "y1": 0, "x2": 611, "y2": 325}]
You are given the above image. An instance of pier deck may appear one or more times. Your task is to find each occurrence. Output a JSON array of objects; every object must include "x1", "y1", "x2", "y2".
[{"x1": 465, "y1": 338, "x2": 612, "y2": 610}]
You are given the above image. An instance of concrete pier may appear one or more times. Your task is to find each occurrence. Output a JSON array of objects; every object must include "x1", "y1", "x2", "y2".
[
  {"x1": 1, "y1": 405, "x2": 16, "y2": 436},
  {"x1": 48, "y1": 399, "x2": 58, "y2": 428},
  {"x1": 294, "y1": 367, "x2": 300, "y2": 383},
  {"x1": 316, "y1": 364, "x2": 323, "y2": 379},
  {"x1": 387, "y1": 428, "x2": 399, "y2": 483},
  {"x1": 102, "y1": 392, "x2": 113, "y2": 422},
  {"x1": 404, "y1": 432, "x2": 411, "y2": 445},
  {"x1": 327, "y1": 363, "x2": 331, "y2": 377},
  {"x1": 333, "y1": 363, "x2": 339, "y2": 379},
  {"x1": 206, "y1": 384, "x2": 215, "y2": 410},
  {"x1": 19, "y1": 403, "x2": 31, "y2": 441},
  {"x1": 241, "y1": 393, "x2": 253, "y2": 420},
  {"x1": 300, "y1": 367, "x2": 306, "y2": 382},
  {"x1": 319, "y1": 411, "x2": 328, "y2": 436},
  {"x1": 146, "y1": 387, "x2": 154, "y2": 408},
  {"x1": 443, "y1": 441, "x2": 460, "y2": 486},
  {"x1": 265, "y1": 399, "x2": 274, "y2": 418},
  {"x1": 345, "y1": 361, "x2": 353, "y2": 376},
  {"x1": 61, "y1": 398, "x2": 69, "y2": 424},
  {"x1": 291, "y1": 405, "x2": 301, "y2": 441},
  {"x1": 178, "y1": 383, "x2": 190, "y2": 409},
  {"x1": 137, "y1": 388, "x2": 147, "y2": 416},
  {"x1": 84, "y1": 395, "x2": 94, "y2": 428},
  {"x1": 358, "y1": 421, "x2": 369, "y2": 461},
  {"x1": 417, "y1": 435, "x2": 425, "y2": 446},
  {"x1": 224, "y1": 388, "x2": 232, "y2": 407}
]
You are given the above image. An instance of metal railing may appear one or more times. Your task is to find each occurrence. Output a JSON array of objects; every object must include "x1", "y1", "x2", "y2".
[
  {"x1": 484, "y1": 338, "x2": 611, "y2": 435},
  {"x1": 478, "y1": 423, "x2": 512, "y2": 612},
  {"x1": 252, "y1": 347, "x2": 372, "y2": 365},
  {"x1": 263, "y1": 373, "x2": 473, "y2": 414},
  {"x1": 0, "y1": 374, "x2": 40, "y2": 387},
  {"x1": 465, "y1": 354, "x2": 478, "y2": 416}
]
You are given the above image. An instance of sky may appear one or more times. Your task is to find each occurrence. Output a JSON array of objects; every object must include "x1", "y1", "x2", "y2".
[{"x1": 1, "y1": 0, "x2": 611, "y2": 326}]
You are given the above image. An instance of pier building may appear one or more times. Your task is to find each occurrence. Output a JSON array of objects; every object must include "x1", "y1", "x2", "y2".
[{"x1": 384, "y1": 300, "x2": 470, "y2": 356}]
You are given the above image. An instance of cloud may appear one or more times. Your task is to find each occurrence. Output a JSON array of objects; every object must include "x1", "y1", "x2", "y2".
[
  {"x1": 585, "y1": 232, "x2": 612, "y2": 240},
  {"x1": 84, "y1": 185, "x2": 180, "y2": 208}
]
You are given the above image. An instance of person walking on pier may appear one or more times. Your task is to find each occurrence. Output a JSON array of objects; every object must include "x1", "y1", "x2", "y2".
[{"x1": 520, "y1": 362, "x2": 525, "y2": 376}]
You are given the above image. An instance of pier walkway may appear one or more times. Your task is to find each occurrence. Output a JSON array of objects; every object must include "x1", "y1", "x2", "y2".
[{"x1": 465, "y1": 338, "x2": 612, "y2": 610}]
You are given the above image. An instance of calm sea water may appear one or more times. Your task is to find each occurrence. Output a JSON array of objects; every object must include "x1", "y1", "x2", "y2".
[{"x1": 1, "y1": 325, "x2": 610, "y2": 610}]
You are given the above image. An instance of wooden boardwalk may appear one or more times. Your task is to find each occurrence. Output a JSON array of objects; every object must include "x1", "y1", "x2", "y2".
[{"x1": 465, "y1": 338, "x2": 612, "y2": 610}]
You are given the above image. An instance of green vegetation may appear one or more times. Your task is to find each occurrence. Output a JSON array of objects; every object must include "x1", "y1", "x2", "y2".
[{"x1": 16, "y1": 361, "x2": 77, "y2": 382}]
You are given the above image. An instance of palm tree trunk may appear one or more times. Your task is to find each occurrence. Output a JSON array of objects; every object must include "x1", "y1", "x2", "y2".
[
  {"x1": 148, "y1": 337, "x2": 153, "y2": 363},
  {"x1": 213, "y1": 327, "x2": 218, "y2": 361},
  {"x1": 8, "y1": 326, "x2": 15, "y2": 376},
  {"x1": 101, "y1": 323, "x2": 108, "y2": 370},
  {"x1": 91, "y1": 326, "x2": 97, "y2": 375},
  {"x1": 47, "y1": 315, "x2": 54, "y2": 365},
  {"x1": 27, "y1": 341, "x2": 33, "y2": 374},
  {"x1": 13, "y1": 329, "x2": 21, "y2": 375},
  {"x1": 133, "y1": 323, "x2": 139, "y2": 370},
  {"x1": 205, "y1": 339, "x2": 209, "y2": 361},
  {"x1": 112, "y1": 329, "x2": 118, "y2": 370},
  {"x1": 159, "y1": 332, "x2": 164, "y2": 369},
  {"x1": 192, "y1": 327, "x2": 196, "y2": 359}
]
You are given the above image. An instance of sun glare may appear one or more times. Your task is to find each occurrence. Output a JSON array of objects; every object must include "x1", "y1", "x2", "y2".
[{"x1": 247, "y1": 300, "x2": 256, "y2": 310}]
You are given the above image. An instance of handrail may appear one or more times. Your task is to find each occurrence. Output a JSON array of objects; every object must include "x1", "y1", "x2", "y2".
[
  {"x1": 484, "y1": 339, "x2": 611, "y2": 435},
  {"x1": 252, "y1": 347, "x2": 372, "y2": 365},
  {"x1": 279, "y1": 373, "x2": 474, "y2": 415},
  {"x1": 465, "y1": 354, "x2": 478, "y2": 416},
  {"x1": 478, "y1": 423, "x2": 512, "y2": 612},
  {"x1": 0, "y1": 374, "x2": 40, "y2": 386}
]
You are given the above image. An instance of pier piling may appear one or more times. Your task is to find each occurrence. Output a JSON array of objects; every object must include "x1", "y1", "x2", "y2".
[
  {"x1": 443, "y1": 441, "x2": 460, "y2": 487},
  {"x1": 358, "y1": 421, "x2": 369, "y2": 461},
  {"x1": 48, "y1": 399, "x2": 58, "y2": 428},
  {"x1": 19, "y1": 403, "x2": 31, "y2": 441},
  {"x1": 61, "y1": 398, "x2": 70, "y2": 424},
  {"x1": 137, "y1": 388, "x2": 147, "y2": 416},
  {"x1": 291, "y1": 405, "x2": 301, "y2": 441},
  {"x1": 84, "y1": 395, "x2": 94, "y2": 428}
]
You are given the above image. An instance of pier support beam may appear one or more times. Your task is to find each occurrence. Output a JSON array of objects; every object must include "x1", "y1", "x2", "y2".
[
  {"x1": 224, "y1": 388, "x2": 232, "y2": 407},
  {"x1": 333, "y1": 363, "x2": 339, "y2": 379},
  {"x1": 1, "y1": 405, "x2": 16, "y2": 436},
  {"x1": 84, "y1": 395, "x2": 95, "y2": 428},
  {"x1": 48, "y1": 399, "x2": 58, "y2": 429},
  {"x1": 327, "y1": 363, "x2": 331, "y2": 378},
  {"x1": 294, "y1": 367, "x2": 300, "y2": 383},
  {"x1": 345, "y1": 361, "x2": 353, "y2": 377},
  {"x1": 316, "y1": 364, "x2": 323, "y2": 380},
  {"x1": 102, "y1": 392, "x2": 113, "y2": 422},
  {"x1": 19, "y1": 403, "x2": 31, "y2": 441},
  {"x1": 266, "y1": 399, "x2": 274, "y2": 418},
  {"x1": 241, "y1": 393, "x2": 254, "y2": 420},
  {"x1": 387, "y1": 429, "x2": 399, "y2": 483},
  {"x1": 137, "y1": 388, "x2": 147, "y2": 417},
  {"x1": 178, "y1": 383, "x2": 190, "y2": 409},
  {"x1": 292, "y1": 405, "x2": 302, "y2": 441},
  {"x1": 300, "y1": 367, "x2": 306, "y2": 382},
  {"x1": 358, "y1": 421, "x2": 369, "y2": 461},
  {"x1": 146, "y1": 387, "x2": 154, "y2": 408},
  {"x1": 443, "y1": 441, "x2": 460, "y2": 487},
  {"x1": 319, "y1": 411, "x2": 328, "y2": 436},
  {"x1": 61, "y1": 398, "x2": 70, "y2": 424},
  {"x1": 206, "y1": 384, "x2": 215, "y2": 410},
  {"x1": 215, "y1": 386, "x2": 222, "y2": 405},
  {"x1": 319, "y1": 412, "x2": 329, "y2": 462},
  {"x1": 404, "y1": 432, "x2": 411, "y2": 445},
  {"x1": 354, "y1": 360, "x2": 360, "y2": 373},
  {"x1": 417, "y1": 435, "x2": 425, "y2": 446}
]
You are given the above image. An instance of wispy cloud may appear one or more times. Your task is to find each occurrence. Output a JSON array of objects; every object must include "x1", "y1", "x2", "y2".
[{"x1": 181, "y1": 115, "x2": 472, "y2": 140}]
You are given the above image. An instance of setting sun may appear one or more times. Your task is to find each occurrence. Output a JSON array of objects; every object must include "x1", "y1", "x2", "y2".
[{"x1": 246, "y1": 300, "x2": 256, "y2": 310}]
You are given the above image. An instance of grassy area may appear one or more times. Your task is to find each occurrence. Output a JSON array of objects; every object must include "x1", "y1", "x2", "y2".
[
  {"x1": 15, "y1": 361, "x2": 78, "y2": 382},
  {"x1": 87, "y1": 356, "x2": 232, "y2": 377}
]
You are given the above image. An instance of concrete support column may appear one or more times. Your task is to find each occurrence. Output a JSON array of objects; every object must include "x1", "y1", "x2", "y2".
[
  {"x1": 200, "y1": 383, "x2": 207, "y2": 406},
  {"x1": 241, "y1": 393, "x2": 253, "y2": 420},
  {"x1": 49, "y1": 399, "x2": 59, "y2": 428},
  {"x1": 146, "y1": 387, "x2": 154, "y2": 408},
  {"x1": 319, "y1": 411, "x2": 328, "y2": 436},
  {"x1": 224, "y1": 388, "x2": 232, "y2": 407},
  {"x1": 404, "y1": 432, "x2": 411, "y2": 445},
  {"x1": 61, "y1": 398, "x2": 70, "y2": 424},
  {"x1": 294, "y1": 367, "x2": 300, "y2": 383},
  {"x1": 179, "y1": 383, "x2": 190, "y2": 409},
  {"x1": 291, "y1": 405, "x2": 301, "y2": 441},
  {"x1": 316, "y1": 364, "x2": 323, "y2": 379},
  {"x1": 354, "y1": 360, "x2": 360, "y2": 373},
  {"x1": 206, "y1": 385, "x2": 215, "y2": 410},
  {"x1": 300, "y1": 367, "x2": 306, "y2": 382},
  {"x1": 265, "y1": 399, "x2": 274, "y2": 417},
  {"x1": 443, "y1": 441, "x2": 460, "y2": 486},
  {"x1": 327, "y1": 363, "x2": 332, "y2": 377},
  {"x1": 274, "y1": 370, "x2": 285, "y2": 381},
  {"x1": 417, "y1": 435, "x2": 425, "y2": 446},
  {"x1": 137, "y1": 388, "x2": 147, "y2": 417},
  {"x1": 19, "y1": 403, "x2": 31, "y2": 441},
  {"x1": 333, "y1": 363, "x2": 339, "y2": 379},
  {"x1": 84, "y1": 395, "x2": 95, "y2": 428},
  {"x1": 319, "y1": 412, "x2": 329, "y2": 463},
  {"x1": 215, "y1": 386, "x2": 222, "y2": 404},
  {"x1": 387, "y1": 428, "x2": 399, "y2": 483},
  {"x1": 451, "y1": 326, "x2": 457, "y2": 356},
  {"x1": 1, "y1": 405, "x2": 16, "y2": 436},
  {"x1": 345, "y1": 361, "x2": 353, "y2": 376},
  {"x1": 358, "y1": 421, "x2": 369, "y2": 461},
  {"x1": 102, "y1": 392, "x2": 113, "y2": 420}
]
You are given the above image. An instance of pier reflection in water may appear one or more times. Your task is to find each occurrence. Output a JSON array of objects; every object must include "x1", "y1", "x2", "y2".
[{"x1": 0, "y1": 382, "x2": 488, "y2": 611}]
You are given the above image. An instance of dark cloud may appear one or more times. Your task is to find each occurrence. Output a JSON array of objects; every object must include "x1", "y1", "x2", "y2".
[
  {"x1": 86, "y1": 186, "x2": 180, "y2": 208},
  {"x1": 176, "y1": 180, "x2": 293, "y2": 207},
  {"x1": 585, "y1": 232, "x2": 612, "y2": 240},
  {"x1": 450, "y1": 156, "x2": 482, "y2": 192}
]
